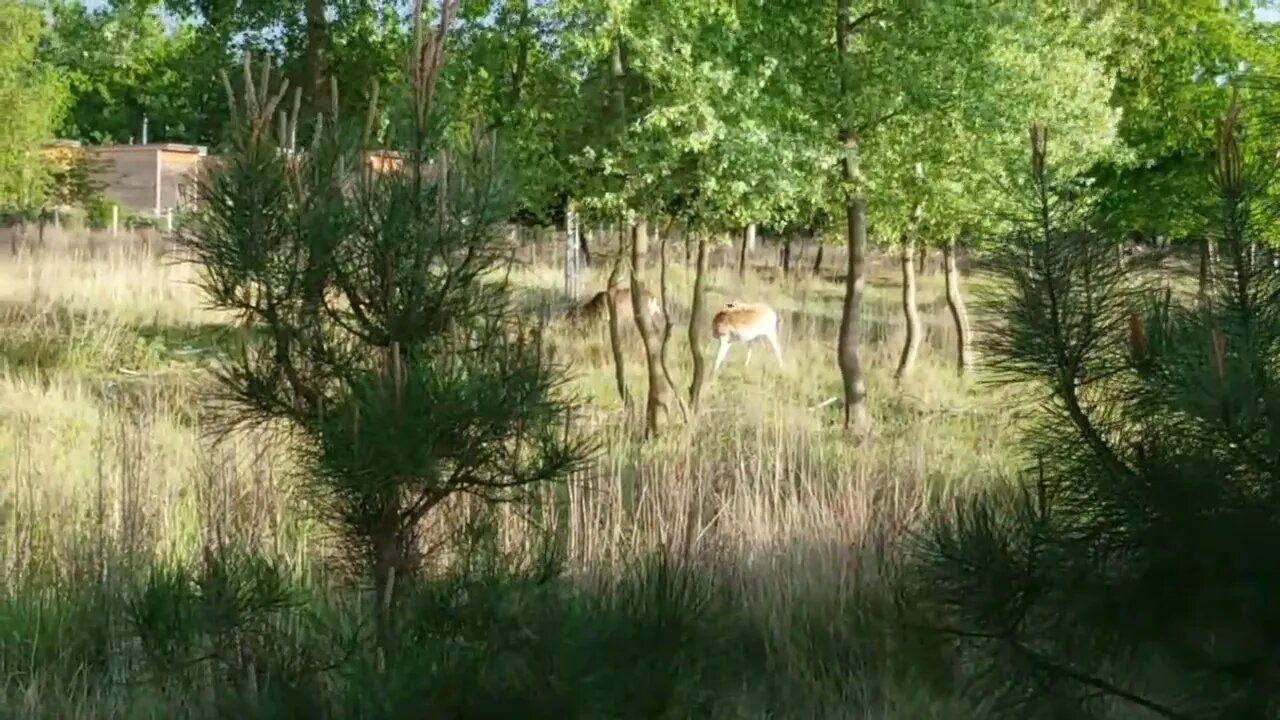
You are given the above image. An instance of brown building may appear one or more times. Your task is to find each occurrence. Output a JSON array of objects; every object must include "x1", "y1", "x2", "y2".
[
  {"x1": 41, "y1": 140, "x2": 208, "y2": 216},
  {"x1": 89, "y1": 142, "x2": 208, "y2": 215},
  {"x1": 41, "y1": 141, "x2": 423, "y2": 217}
]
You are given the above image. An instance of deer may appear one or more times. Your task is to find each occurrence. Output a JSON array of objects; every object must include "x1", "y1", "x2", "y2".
[
  {"x1": 712, "y1": 300, "x2": 783, "y2": 372},
  {"x1": 569, "y1": 286, "x2": 663, "y2": 328}
]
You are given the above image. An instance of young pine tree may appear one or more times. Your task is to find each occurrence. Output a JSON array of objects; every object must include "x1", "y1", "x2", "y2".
[
  {"x1": 909, "y1": 103, "x2": 1280, "y2": 719},
  {"x1": 177, "y1": 33, "x2": 591, "y2": 665}
]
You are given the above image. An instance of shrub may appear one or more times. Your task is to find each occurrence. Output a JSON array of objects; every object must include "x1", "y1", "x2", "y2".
[{"x1": 909, "y1": 104, "x2": 1280, "y2": 717}]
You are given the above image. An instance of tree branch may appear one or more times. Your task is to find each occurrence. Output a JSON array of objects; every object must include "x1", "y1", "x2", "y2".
[
  {"x1": 854, "y1": 105, "x2": 904, "y2": 137},
  {"x1": 915, "y1": 621, "x2": 1192, "y2": 720},
  {"x1": 849, "y1": 8, "x2": 883, "y2": 34}
]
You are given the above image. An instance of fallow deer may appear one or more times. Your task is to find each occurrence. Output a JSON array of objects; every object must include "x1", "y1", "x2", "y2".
[
  {"x1": 712, "y1": 301, "x2": 782, "y2": 372},
  {"x1": 570, "y1": 286, "x2": 663, "y2": 327}
]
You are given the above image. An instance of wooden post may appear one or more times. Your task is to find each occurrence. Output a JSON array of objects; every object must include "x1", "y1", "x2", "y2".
[{"x1": 565, "y1": 207, "x2": 582, "y2": 299}]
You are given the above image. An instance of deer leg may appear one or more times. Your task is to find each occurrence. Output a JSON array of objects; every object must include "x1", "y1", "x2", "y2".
[
  {"x1": 767, "y1": 331, "x2": 783, "y2": 366},
  {"x1": 713, "y1": 337, "x2": 732, "y2": 373}
]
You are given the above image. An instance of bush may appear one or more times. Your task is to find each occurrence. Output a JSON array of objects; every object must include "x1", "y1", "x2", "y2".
[
  {"x1": 85, "y1": 197, "x2": 114, "y2": 230},
  {"x1": 909, "y1": 109, "x2": 1280, "y2": 717}
]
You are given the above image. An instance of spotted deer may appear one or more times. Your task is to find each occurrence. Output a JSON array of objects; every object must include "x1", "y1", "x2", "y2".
[
  {"x1": 570, "y1": 286, "x2": 662, "y2": 328},
  {"x1": 712, "y1": 301, "x2": 782, "y2": 372}
]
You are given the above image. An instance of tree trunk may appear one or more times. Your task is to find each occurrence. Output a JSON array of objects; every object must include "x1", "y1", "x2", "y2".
[
  {"x1": 746, "y1": 223, "x2": 757, "y2": 253},
  {"x1": 738, "y1": 225, "x2": 750, "y2": 280},
  {"x1": 581, "y1": 224, "x2": 594, "y2": 266},
  {"x1": 657, "y1": 231, "x2": 687, "y2": 422},
  {"x1": 603, "y1": 31, "x2": 631, "y2": 409},
  {"x1": 304, "y1": 0, "x2": 334, "y2": 116},
  {"x1": 688, "y1": 235, "x2": 710, "y2": 409},
  {"x1": 1198, "y1": 236, "x2": 1215, "y2": 309},
  {"x1": 812, "y1": 242, "x2": 825, "y2": 277},
  {"x1": 606, "y1": 229, "x2": 630, "y2": 407},
  {"x1": 943, "y1": 236, "x2": 971, "y2": 376},
  {"x1": 837, "y1": 197, "x2": 870, "y2": 429},
  {"x1": 836, "y1": 0, "x2": 869, "y2": 430},
  {"x1": 630, "y1": 221, "x2": 675, "y2": 436},
  {"x1": 916, "y1": 247, "x2": 927, "y2": 276},
  {"x1": 782, "y1": 234, "x2": 793, "y2": 276},
  {"x1": 370, "y1": 510, "x2": 406, "y2": 673},
  {"x1": 895, "y1": 236, "x2": 921, "y2": 382}
]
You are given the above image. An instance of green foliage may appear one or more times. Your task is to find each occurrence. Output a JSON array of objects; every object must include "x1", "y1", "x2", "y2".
[
  {"x1": 909, "y1": 107, "x2": 1280, "y2": 716},
  {"x1": 867, "y1": 2, "x2": 1123, "y2": 248},
  {"x1": 84, "y1": 194, "x2": 114, "y2": 229},
  {"x1": 45, "y1": 148, "x2": 109, "y2": 211},
  {"x1": 446, "y1": 0, "x2": 583, "y2": 225},
  {"x1": 1093, "y1": 0, "x2": 1268, "y2": 241},
  {"x1": 39, "y1": 1, "x2": 225, "y2": 143},
  {"x1": 0, "y1": 0, "x2": 67, "y2": 213}
]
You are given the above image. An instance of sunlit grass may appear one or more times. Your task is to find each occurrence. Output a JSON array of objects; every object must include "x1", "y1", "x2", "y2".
[{"x1": 0, "y1": 228, "x2": 1024, "y2": 717}]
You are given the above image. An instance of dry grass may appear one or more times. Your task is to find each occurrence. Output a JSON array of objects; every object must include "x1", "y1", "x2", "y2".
[{"x1": 0, "y1": 228, "x2": 1025, "y2": 717}]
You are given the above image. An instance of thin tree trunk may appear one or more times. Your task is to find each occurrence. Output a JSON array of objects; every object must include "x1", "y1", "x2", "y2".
[
  {"x1": 630, "y1": 221, "x2": 675, "y2": 436},
  {"x1": 1198, "y1": 236, "x2": 1215, "y2": 309},
  {"x1": 657, "y1": 231, "x2": 687, "y2": 422},
  {"x1": 370, "y1": 508, "x2": 407, "y2": 673},
  {"x1": 916, "y1": 247, "x2": 927, "y2": 275},
  {"x1": 812, "y1": 242, "x2": 825, "y2": 276},
  {"x1": 746, "y1": 223, "x2": 757, "y2": 253},
  {"x1": 782, "y1": 234, "x2": 793, "y2": 276},
  {"x1": 895, "y1": 235, "x2": 921, "y2": 382},
  {"x1": 304, "y1": 0, "x2": 334, "y2": 115},
  {"x1": 836, "y1": 0, "x2": 869, "y2": 430},
  {"x1": 688, "y1": 235, "x2": 710, "y2": 409},
  {"x1": 606, "y1": 229, "x2": 630, "y2": 407},
  {"x1": 738, "y1": 225, "x2": 750, "y2": 280},
  {"x1": 581, "y1": 225, "x2": 593, "y2": 266},
  {"x1": 943, "y1": 236, "x2": 971, "y2": 376},
  {"x1": 604, "y1": 31, "x2": 630, "y2": 408},
  {"x1": 837, "y1": 197, "x2": 869, "y2": 429}
]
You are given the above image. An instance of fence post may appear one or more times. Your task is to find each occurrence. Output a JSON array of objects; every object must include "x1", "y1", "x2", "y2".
[{"x1": 565, "y1": 206, "x2": 582, "y2": 300}]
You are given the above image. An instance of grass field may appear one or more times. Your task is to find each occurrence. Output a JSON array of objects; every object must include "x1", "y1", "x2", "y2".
[{"x1": 0, "y1": 226, "x2": 1027, "y2": 718}]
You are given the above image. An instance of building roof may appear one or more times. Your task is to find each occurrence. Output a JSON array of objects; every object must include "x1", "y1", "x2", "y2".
[{"x1": 92, "y1": 143, "x2": 209, "y2": 156}]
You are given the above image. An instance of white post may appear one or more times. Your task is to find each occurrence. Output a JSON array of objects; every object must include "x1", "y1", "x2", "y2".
[
  {"x1": 111, "y1": 205, "x2": 118, "y2": 236},
  {"x1": 746, "y1": 223, "x2": 757, "y2": 253},
  {"x1": 154, "y1": 148, "x2": 162, "y2": 216},
  {"x1": 565, "y1": 208, "x2": 582, "y2": 300},
  {"x1": 166, "y1": 209, "x2": 173, "y2": 232}
]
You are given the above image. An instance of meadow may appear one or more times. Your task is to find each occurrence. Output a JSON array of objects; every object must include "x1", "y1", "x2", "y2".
[{"x1": 0, "y1": 225, "x2": 1027, "y2": 718}]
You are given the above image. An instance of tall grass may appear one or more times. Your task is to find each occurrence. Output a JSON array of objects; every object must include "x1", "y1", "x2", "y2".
[{"x1": 0, "y1": 228, "x2": 1022, "y2": 717}]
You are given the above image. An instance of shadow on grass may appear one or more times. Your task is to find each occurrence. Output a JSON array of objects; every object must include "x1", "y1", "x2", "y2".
[
  {"x1": 0, "y1": 534, "x2": 965, "y2": 720},
  {"x1": 0, "y1": 301, "x2": 258, "y2": 376}
]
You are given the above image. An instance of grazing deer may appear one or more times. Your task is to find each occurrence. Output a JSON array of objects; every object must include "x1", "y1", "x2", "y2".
[
  {"x1": 712, "y1": 301, "x2": 782, "y2": 372},
  {"x1": 569, "y1": 286, "x2": 662, "y2": 327}
]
